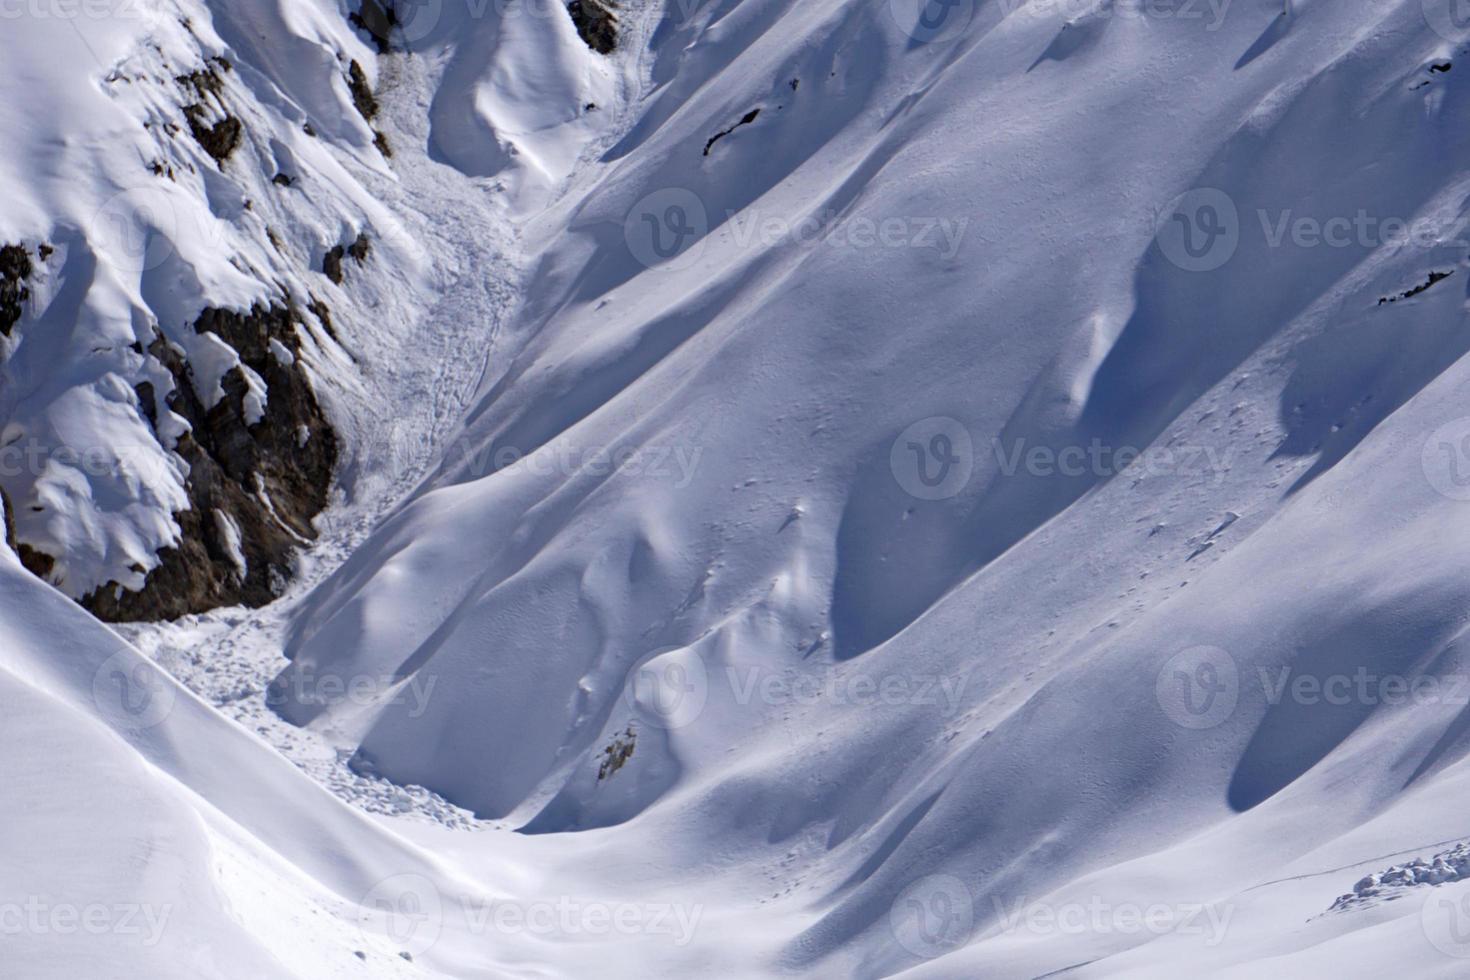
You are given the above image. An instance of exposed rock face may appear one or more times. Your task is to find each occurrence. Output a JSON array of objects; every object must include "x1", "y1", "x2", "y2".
[
  {"x1": 704, "y1": 108, "x2": 761, "y2": 156},
  {"x1": 0, "y1": 244, "x2": 32, "y2": 336},
  {"x1": 178, "y1": 58, "x2": 242, "y2": 166},
  {"x1": 78, "y1": 304, "x2": 338, "y2": 621},
  {"x1": 1329, "y1": 841, "x2": 1470, "y2": 912},
  {"x1": 568, "y1": 0, "x2": 618, "y2": 55},
  {"x1": 324, "y1": 245, "x2": 346, "y2": 285},
  {"x1": 346, "y1": 60, "x2": 391, "y2": 157},
  {"x1": 1, "y1": 486, "x2": 15, "y2": 554},
  {"x1": 324, "y1": 233, "x2": 372, "y2": 285},
  {"x1": 597, "y1": 727, "x2": 637, "y2": 781},
  {"x1": 348, "y1": 60, "x2": 379, "y2": 122}
]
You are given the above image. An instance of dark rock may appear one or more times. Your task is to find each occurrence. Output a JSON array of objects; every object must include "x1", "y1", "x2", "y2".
[
  {"x1": 76, "y1": 304, "x2": 338, "y2": 622},
  {"x1": 135, "y1": 381, "x2": 158, "y2": 428},
  {"x1": 272, "y1": 173, "x2": 294, "y2": 187},
  {"x1": 307, "y1": 297, "x2": 339, "y2": 342},
  {"x1": 1, "y1": 486, "x2": 15, "y2": 554},
  {"x1": 323, "y1": 245, "x2": 346, "y2": 285},
  {"x1": 567, "y1": 0, "x2": 618, "y2": 54},
  {"x1": 1378, "y1": 270, "x2": 1453, "y2": 305},
  {"x1": 704, "y1": 108, "x2": 761, "y2": 156},
  {"x1": 325, "y1": 234, "x2": 370, "y2": 285},
  {"x1": 18, "y1": 544, "x2": 54, "y2": 582},
  {"x1": 185, "y1": 114, "x2": 242, "y2": 165},
  {"x1": 178, "y1": 60, "x2": 242, "y2": 166},
  {"x1": 348, "y1": 60, "x2": 379, "y2": 122},
  {"x1": 597, "y1": 726, "x2": 637, "y2": 780},
  {"x1": 0, "y1": 244, "x2": 32, "y2": 336}
]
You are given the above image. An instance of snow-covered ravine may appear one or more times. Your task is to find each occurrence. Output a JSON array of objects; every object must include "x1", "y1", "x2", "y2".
[{"x1": 115, "y1": 49, "x2": 525, "y2": 832}]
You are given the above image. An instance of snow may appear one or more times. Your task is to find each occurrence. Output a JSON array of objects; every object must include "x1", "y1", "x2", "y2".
[
  {"x1": 11, "y1": 0, "x2": 1470, "y2": 977},
  {"x1": 214, "y1": 508, "x2": 247, "y2": 579}
]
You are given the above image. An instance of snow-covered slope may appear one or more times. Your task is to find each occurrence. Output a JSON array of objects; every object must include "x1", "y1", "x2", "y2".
[
  {"x1": 16, "y1": 0, "x2": 1470, "y2": 976},
  {"x1": 0, "y1": 0, "x2": 616, "y2": 618}
]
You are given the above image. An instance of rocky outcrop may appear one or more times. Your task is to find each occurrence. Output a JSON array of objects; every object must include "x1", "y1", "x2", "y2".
[
  {"x1": 0, "y1": 244, "x2": 32, "y2": 336},
  {"x1": 1, "y1": 486, "x2": 15, "y2": 554},
  {"x1": 704, "y1": 108, "x2": 761, "y2": 156},
  {"x1": 178, "y1": 58, "x2": 242, "y2": 166},
  {"x1": 1329, "y1": 841, "x2": 1470, "y2": 912},
  {"x1": 324, "y1": 233, "x2": 372, "y2": 285},
  {"x1": 568, "y1": 0, "x2": 619, "y2": 55},
  {"x1": 1377, "y1": 270, "x2": 1453, "y2": 306},
  {"x1": 77, "y1": 304, "x2": 338, "y2": 621},
  {"x1": 597, "y1": 726, "x2": 637, "y2": 781},
  {"x1": 348, "y1": 60, "x2": 378, "y2": 123},
  {"x1": 346, "y1": 60, "x2": 391, "y2": 157}
]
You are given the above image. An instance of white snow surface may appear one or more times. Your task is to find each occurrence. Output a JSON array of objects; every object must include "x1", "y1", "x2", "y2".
[{"x1": 12, "y1": 0, "x2": 1470, "y2": 976}]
